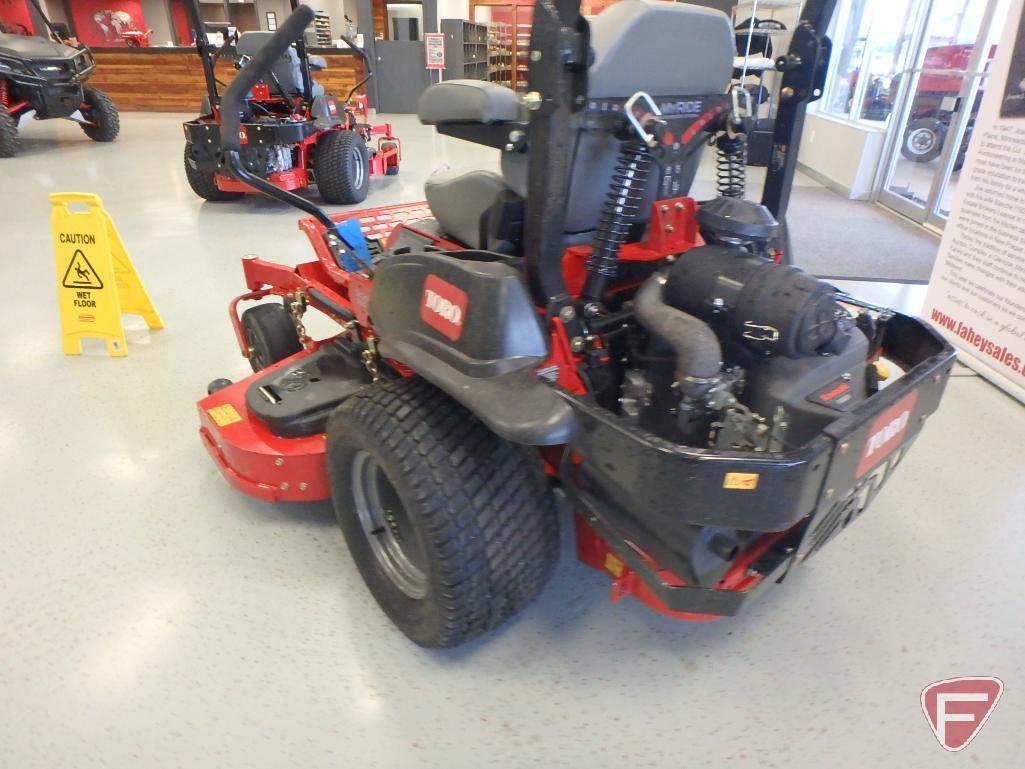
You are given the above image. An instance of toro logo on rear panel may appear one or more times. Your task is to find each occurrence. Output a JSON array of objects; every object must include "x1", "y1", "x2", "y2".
[
  {"x1": 921, "y1": 677, "x2": 1003, "y2": 751},
  {"x1": 420, "y1": 274, "x2": 467, "y2": 341},
  {"x1": 855, "y1": 390, "x2": 919, "y2": 478}
]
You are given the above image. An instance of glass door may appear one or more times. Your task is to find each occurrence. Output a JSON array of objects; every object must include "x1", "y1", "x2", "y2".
[{"x1": 877, "y1": 0, "x2": 1009, "y2": 229}]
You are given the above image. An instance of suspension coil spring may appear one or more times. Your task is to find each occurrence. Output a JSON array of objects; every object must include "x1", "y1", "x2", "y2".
[
  {"x1": 716, "y1": 133, "x2": 747, "y2": 198},
  {"x1": 582, "y1": 140, "x2": 653, "y2": 302}
]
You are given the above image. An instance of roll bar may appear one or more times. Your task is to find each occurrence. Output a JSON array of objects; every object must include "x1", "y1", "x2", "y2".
[{"x1": 339, "y1": 34, "x2": 373, "y2": 103}]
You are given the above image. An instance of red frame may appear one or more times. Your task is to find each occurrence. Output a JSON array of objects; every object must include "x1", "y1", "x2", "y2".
[{"x1": 197, "y1": 197, "x2": 793, "y2": 620}]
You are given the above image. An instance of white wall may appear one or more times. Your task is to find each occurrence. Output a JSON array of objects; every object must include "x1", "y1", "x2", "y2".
[
  {"x1": 140, "y1": 0, "x2": 174, "y2": 45},
  {"x1": 437, "y1": 0, "x2": 468, "y2": 22},
  {"x1": 797, "y1": 112, "x2": 887, "y2": 200}
]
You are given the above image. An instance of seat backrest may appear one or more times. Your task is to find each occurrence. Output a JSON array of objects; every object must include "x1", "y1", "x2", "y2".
[
  {"x1": 503, "y1": 0, "x2": 734, "y2": 235},
  {"x1": 236, "y1": 31, "x2": 304, "y2": 96}
]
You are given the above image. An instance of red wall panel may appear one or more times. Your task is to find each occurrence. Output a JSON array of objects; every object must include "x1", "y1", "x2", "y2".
[
  {"x1": 170, "y1": 0, "x2": 192, "y2": 45},
  {"x1": 0, "y1": 0, "x2": 36, "y2": 35},
  {"x1": 69, "y1": 0, "x2": 148, "y2": 47}
]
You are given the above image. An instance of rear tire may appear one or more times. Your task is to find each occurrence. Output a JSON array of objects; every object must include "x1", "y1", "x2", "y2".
[
  {"x1": 315, "y1": 129, "x2": 370, "y2": 204},
  {"x1": 240, "y1": 303, "x2": 303, "y2": 372},
  {"x1": 327, "y1": 377, "x2": 560, "y2": 648},
  {"x1": 0, "y1": 105, "x2": 18, "y2": 158},
  {"x1": 79, "y1": 87, "x2": 120, "y2": 142},
  {"x1": 183, "y1": 143, "x2": 244, "y2": 201}
]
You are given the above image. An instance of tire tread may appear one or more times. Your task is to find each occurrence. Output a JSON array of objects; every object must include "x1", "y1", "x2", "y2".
[{"x1": 328, "y1": 377, "x2": 559, "y2": 647}]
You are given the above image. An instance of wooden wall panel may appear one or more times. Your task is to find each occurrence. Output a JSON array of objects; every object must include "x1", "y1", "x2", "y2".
[{"x1": 89, "y1": 51, "x2": 365, "y2": 112}]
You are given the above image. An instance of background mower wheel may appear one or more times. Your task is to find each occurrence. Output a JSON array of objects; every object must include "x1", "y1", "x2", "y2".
[
  {"x1": 240, "y1": 303, "x2": 303, "y2": 372},
  {"x1": 183, "y1": 144, "x2": 244, "y2": 202},
  {"x1": 315, "y1": 129, "x2": 370, "y2": 204},
  {"x1": 0, "y1": 105, "x2": 18, "y2": 158},
  {"x1": 79, "y1": 87, "x2": 120, "y2": 142},
  {"x1": 901, "y1": 118, "x2": 945, "y2": 163},
  {"x1": 381, "y1": 141, "x2": 399, "y2": 175},
  {"x1": 327, "y1": 377, "x2": 560, "y2": 648}
]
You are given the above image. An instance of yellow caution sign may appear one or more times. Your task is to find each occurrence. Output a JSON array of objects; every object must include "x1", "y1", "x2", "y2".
[{"x1": 50, "y1": 192, "x2": 163, "y2": 356}]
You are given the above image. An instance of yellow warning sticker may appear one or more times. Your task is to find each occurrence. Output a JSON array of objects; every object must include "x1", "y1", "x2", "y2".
[
  {"x1": 603, "y1": 552, "x2": 625, "y2": 578},
  {"x1": 723, "y1": 472, "x2": 759, "y2": 490},
  {"x1": 207, "y1": 404, "x2": 243, "y2": 427}
]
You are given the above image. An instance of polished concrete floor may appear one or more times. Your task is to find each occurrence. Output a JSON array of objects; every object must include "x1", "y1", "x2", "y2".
[{"x1": 2, "y1": 113, "x2": 1024, "y2": 769}]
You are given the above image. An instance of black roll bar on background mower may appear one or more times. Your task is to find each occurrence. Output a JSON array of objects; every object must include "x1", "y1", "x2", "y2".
[
  {"x1": 339, "y1": 34, "x2": 373, "y2": 104},
  {"x1": 184, "y1": 0, "x2": 224, "y2": 107},
  {"x1": 217, "y1": 4, "x2": 338, "y2": 232}
]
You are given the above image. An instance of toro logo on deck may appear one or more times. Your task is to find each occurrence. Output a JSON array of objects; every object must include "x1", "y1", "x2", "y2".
[
  {"x1": 921, "y1": 677, "x2": 1003, "y2": 751},
  {"x1": 420, "y1": 274, "x2": 467, "y2": 341},
  {"x1": 855, "y1": 390, "x2": 919, "y2": 478}
]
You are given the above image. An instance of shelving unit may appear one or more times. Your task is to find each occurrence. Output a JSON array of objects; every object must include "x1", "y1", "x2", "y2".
[
  {"x1": 313, "y1": 11, "x2": 332, "y2": 46},
  {"x1": 468, "y1": 2, "x2": 533, "y2": 91},
  {"x1": 441, "y1": 19, "x2": 490, "y2": 82},
  {"x1": 513, "y1": 21, "x2": 531, "y2": 91},
  {"x1": 487, "y1": 22, "x2": 512, "y2": 88},
  {"x1": 732, "y1": 0, "x2": 802, "y2": 165}
]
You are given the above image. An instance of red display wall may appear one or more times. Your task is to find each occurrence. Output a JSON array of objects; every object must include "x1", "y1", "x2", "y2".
[
  {"x1": 68, "y1": 0, "x2": 148, "y2": 47},
  {"x1": 0, "y1": 0, "x2": 36, "y2": 35},
  {"x1": 170, "y1": 0, "x2": 192, "y2": 45}
]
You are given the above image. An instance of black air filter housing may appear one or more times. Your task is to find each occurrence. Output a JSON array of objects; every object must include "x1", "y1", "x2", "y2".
[{"x1": 663, "y1": 245, "x2": 842, "y2": 358}]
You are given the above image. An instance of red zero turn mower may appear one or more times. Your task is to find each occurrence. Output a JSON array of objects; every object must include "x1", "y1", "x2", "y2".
[
  {"x1": 181, "y1": 0, "x2": 398, "y2": 205},
  {"x1": 198, "y1": 0, "x2": 955, "y2": 647}
]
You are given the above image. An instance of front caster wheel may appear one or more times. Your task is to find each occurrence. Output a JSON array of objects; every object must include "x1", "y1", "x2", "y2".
[
  {"x1": 326, "y1": 377, "x2": 560, "y2": 648},
  {"x1": 240, "y1": 303, "x2": 303, "y2": 372}
]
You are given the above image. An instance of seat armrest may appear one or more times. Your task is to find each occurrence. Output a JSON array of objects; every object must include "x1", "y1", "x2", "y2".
[{"x1": 418, "y1": 79, "x2": 522, "y2": 125}]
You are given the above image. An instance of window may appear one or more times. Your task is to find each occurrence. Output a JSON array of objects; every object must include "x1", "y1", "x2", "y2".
[{"x1": 820, "y1": 0, "x2": 921, "y2": 124}]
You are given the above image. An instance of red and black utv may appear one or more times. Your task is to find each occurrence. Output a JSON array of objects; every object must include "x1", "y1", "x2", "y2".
[
  {"x1": 0, "y1": 0, "x2": 119, "y2": 157},
  {"x1": 181, "y1": 0, "x2": 398, "y2": 205},
  {"x1": 198, "y1": 0, "x2": 955, "y2": 648}
]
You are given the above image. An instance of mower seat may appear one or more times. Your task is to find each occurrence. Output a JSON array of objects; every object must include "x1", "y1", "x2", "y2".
[
  {"x1": 417, "y1": 0, "x2": 734, "y2": 249},
  {"x1": 424, "y1": 169, "x2": 510, "y2": 250},
  {"x1": 237, "y1": 31, "x2": 326, "y2": 99}
]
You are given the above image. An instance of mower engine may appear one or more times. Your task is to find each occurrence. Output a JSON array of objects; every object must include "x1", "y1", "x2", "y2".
[
  {"x1": 240, "y1": 142, "x2": 295, "y2": 175},
  {"x1": 617, "y1": 198, "x2": 876, "y2": 585}
]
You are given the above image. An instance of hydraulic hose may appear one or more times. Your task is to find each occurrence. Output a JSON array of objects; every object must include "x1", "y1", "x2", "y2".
[{"x1": 634, "y1": 274, "x2": 722, "y2": 399}]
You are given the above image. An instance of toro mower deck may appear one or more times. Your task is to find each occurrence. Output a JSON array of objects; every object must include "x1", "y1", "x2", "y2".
[
  {"x1": 181, "y1": 0, "x2": 398, "y2": 205},
  {"x1": 197, "y1": 0, "x2": 954, "y2": 647}
]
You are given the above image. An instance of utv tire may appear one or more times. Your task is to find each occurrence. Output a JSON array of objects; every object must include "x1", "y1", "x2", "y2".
[
  {"x1": 240, "y1": 303, "x2": 303, "y2": 372},
  {"x1": 315, "y1": 129, "x2": 370, "y2": 204},
  {"x1": 80, "y1": 88, "x2": 120, "y2": 142},
  {"x1": 327, "y1": 377, "x2": 560, "y2": 648},
  {"x1": 901, "y1": 118, "x2": 945, "y2": 163},
  {"x1": 183, "y1": 144, "x2": 244, "y2": 202},
  {"x1": 0, "y1": 105, "x2": 18, "y2": 158}
]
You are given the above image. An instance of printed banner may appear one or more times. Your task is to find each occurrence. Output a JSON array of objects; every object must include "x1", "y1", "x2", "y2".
[{"x1": 923, "y1": 0, "x2": 1025, "y2": 404}]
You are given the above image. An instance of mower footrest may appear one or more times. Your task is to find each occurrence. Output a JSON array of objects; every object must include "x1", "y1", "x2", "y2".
[{"x1": 246, "y1": 342, "x2": 372, "y2": 438}]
